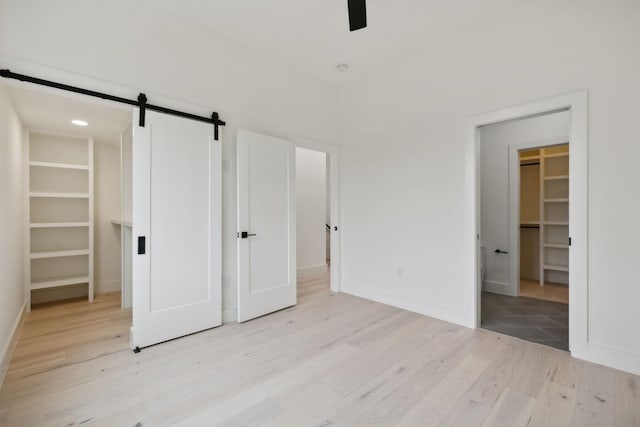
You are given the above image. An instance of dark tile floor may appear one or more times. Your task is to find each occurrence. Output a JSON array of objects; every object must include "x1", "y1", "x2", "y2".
[{"x1": 481, "y1": 291, "x2": 569, "y2": 351}]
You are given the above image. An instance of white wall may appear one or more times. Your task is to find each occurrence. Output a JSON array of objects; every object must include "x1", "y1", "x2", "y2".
[
  {"x1": 480, "y1": 111, "x2": 570, "y2": 293},
  {"x1": 0, "y1": 0, "x2": 338, "y2": 321},
  {"x1": 338, "y1": 0, "x2": 640, "y2": 371},
  {"x1": 0, "y1": 84, "x2": 25, "y2": 381},
  {"x1": 296, "y1": 147, "x2": 327, "y2": 275},
  {"x1": 93, "y1": 140, "x2": 121, "y2": 294}
]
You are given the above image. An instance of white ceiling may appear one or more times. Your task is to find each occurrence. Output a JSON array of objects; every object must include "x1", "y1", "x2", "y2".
[
  {"x1": 155, "y1": 0, "x2": 521, "y2": 81},
  {"x1": 3, "y1": 83, "x2": 131, "y2": 144}
]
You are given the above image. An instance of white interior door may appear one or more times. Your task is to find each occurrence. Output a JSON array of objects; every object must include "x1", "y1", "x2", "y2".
[
  {"x1": 237, "y1": 129, "x2": 296, "y2": 322},
  {"x1": 131, "y1": 110, "x2": 222, "y2": 349}
]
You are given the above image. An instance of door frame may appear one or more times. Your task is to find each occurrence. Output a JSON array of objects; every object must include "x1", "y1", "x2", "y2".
[
  {"x1": 466, "y1": 91, "x2": 588, "y2": 357},
  {"x1": 507, "y1": 134, "x2": 570, "y2": 298},
  {"x1": 289, "y1": 136, "x2": 341, "y2": 293}
]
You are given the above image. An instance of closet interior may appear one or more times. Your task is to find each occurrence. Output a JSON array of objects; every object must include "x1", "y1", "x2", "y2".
[
  {"x1": 519, "y1": 144, "x2": 570, "y2": 291},
  {"x1": 26, "y1": 131, "x2": 94, "y2": 308}
]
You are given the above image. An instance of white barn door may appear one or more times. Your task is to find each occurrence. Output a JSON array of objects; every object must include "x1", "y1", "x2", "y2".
[
  {"x1": 237, "y1": 130, "x2": 296, "y2": 322},
  {"x1": 131, "y1": 110, "x2": 222, "y2": 349}
]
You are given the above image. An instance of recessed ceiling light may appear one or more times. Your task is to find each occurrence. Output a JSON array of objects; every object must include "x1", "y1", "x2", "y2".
[
  {"x1": 71, "y1": 119, "x2": 88, "y2": 126},
  {"x1": 336, "y1": 63, "x2": 349, "y2": 72}
]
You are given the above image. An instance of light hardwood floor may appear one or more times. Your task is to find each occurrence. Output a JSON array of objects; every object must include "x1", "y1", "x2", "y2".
[
  {"x1": 1, "y1": 272, "x2": 638, "y2": 426},
  {"x1": 519, "y1": 280, "x2": 569, "y2": 304}
]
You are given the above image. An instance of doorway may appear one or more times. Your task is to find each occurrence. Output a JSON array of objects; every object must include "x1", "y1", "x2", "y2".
[
  {"x1": 1, "y1": 81, "x2": 130, "y2": 310},
  {"x1": 478, "y1": 110, "x2": 571, "y2": 350},
  {"x1": 2, "y1": 66, "x2": 230, "y2": 356},
  {"x1": 467, "y1": 92, "x2": 588, "y2": 357},
  {"x1": 518, "y1": 144, "x2": 570, "y2": 304},
  {"x1": 236, "y1": 130, "x2": 341, "y2": 322},
  {"x1": 295, "y1": 147, "x2": 331, "y2": 301},
  {"x1": 0, "y1": 79, "x2": 133, "y2": 375},
  {"x1": 292, "y1": 136, "x2": 341, "y2": 295}
]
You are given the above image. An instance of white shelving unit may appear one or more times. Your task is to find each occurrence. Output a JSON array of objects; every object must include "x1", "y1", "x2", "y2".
[
  {"x1": 540, "y1": 144, "x2": 569, "y2": 284},
  {"x1": 519, "y1": 144, "x2": 569, "y2": 286},
  {"x1": 25, "y1": 130, "x2": 94, "y2": 310},
  {"x1": 540, "y1": 144, "x2": 569, "y2": 285}
]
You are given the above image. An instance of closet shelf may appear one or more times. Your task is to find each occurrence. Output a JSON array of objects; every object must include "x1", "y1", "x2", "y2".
[
  {"x1": 29, "y1": 192, "x2": 90, "y2": 199},
  {"x1": 30, "y1": 222, "x2": 90, "y2": 228},
  {"x1": 543, "y1": 264, "x2": 569, "y2": 272},
  {"x1": 30, "y1": 276, "x2": 90, "y2": 290},
  {"x1": 520, "y1": 155, "x2": 540, "y2": 161},
  {"x1": 30, "y1": 249, "x2": 90, "y2": 259},
  {"x1": 544, "y1": 198, "x2": 569, "y2": 203},
  {"x1": 543, "y1": 243, "x2": 569, "y2": 249},
  {"x1": 29, "y1": 160, "x2": 89, "y2": 170},
  {"x1": 544, "y1": 152, "x2": 569, "y2": 159},
  {"x1": 544, "y1": 221, "x2": 569, "y2": 226},
  {"x1": 544, "y1": 175, "x2": 569, "y2": 181},
  {"x1": 111, "y1": 219, "x2": 132, "y2": 227}
]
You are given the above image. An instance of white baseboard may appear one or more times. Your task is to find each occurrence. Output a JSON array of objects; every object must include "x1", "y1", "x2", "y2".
[
  {"x1": 482, "y1": 280, "x2": 517, "y2": 296},
  {"x1": 0, "y1": 299, "x2": 26, "y2": 387},
  {"x1": 222, "y1": 307, "x2": 237, "y2": 324},
  {"x1": 341, "y1": 282, "x2": 469, "y2": 328},
  {"x1": 573, "y1": 341, "x2": 640, "y2": 376},
  {"x1": 297, "y1": 263, "x2": 328, "y2": 277}
]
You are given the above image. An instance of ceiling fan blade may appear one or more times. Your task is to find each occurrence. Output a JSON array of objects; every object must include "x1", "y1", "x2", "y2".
[{"x1": 348, "y1": 0, "x2": 367, "y2": 31}]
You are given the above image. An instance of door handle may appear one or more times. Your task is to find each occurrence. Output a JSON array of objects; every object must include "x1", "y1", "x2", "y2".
[
  {"x1": 238, "y1": 231, "x2": 257, "y2": 239},
  {"x1": 494, "y1": 249, "x2": 508, "y2": 254}
]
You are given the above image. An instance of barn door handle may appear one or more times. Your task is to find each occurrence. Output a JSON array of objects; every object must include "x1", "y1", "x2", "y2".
[
  {"x1": 137, "y1": 236, "x2": 146, "y2": 254},
  {"x1": 238, "y1": 231, "x2": 257, "y2": 239}
]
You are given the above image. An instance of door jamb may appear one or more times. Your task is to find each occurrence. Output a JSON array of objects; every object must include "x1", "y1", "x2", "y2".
[
  {"x1": 466, "y1": 91, "x2": 588, "y2": 359},
  {"x1": 289, "y1": 136, "x2": 341, "y2": 293}
]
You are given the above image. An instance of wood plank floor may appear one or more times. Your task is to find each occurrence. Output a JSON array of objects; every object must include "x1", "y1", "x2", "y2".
[
  {"x1": 519, "y1": 280, "x2": 569, "y2": 304},
  {"x1": 1, "y1": 272, "x2": 638, "y2": 426}
]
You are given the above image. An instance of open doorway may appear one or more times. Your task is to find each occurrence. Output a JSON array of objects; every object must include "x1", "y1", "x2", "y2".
[
  {"x1": 0, "y1": 80, "x2": 133, "y2": 374},
  {"x1": 3, "y1": 67, "x2": 227, "y2": 356},
  {"x1": 519, "y1": 144, "x2": 570, "y2": 303},
  {"x1": 236, "y1": 131, "x2": 341, "y2": 322},
  {"x1": 478, "y1": 110, "x2": 571, "y2": 351},
  {"x1": 295, "y1": 147, "x2": 331, "y2": 301}
]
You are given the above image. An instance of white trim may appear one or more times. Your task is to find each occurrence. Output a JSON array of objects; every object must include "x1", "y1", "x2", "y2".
[
  {"x1": 23, "y1": 130, "x2": 31, "y2": 312},
  {"x1": 466, "y1": 92, "x2": 640, "y2": 375},
  {"x1": 466, "y1": 92, "x2": 588, "y2": 331},
  {"x1": 290, "y1": 136, "x2": 339, "y2": 155},
  {"x1": 0, "y1": 300, "x2": 26, "y2": 387},
  {"x1": 297, "y1": 263, "x2": 328, "y2": 277},
  {"x1": 289, "y1": 135, "x2": 341, "y2": 293},
  {"x1": 87, "y1": 138, "x2": 94, "y2": 302},
  {"x1": 222, "y1": 307, "x2": 237, "y2": 324},
  {"x1": 342, "y1": 282, "x2": 467, "y2": 327},
  {"x1": 482, "y1": 280, "x2": 511, "y2": 295}
]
